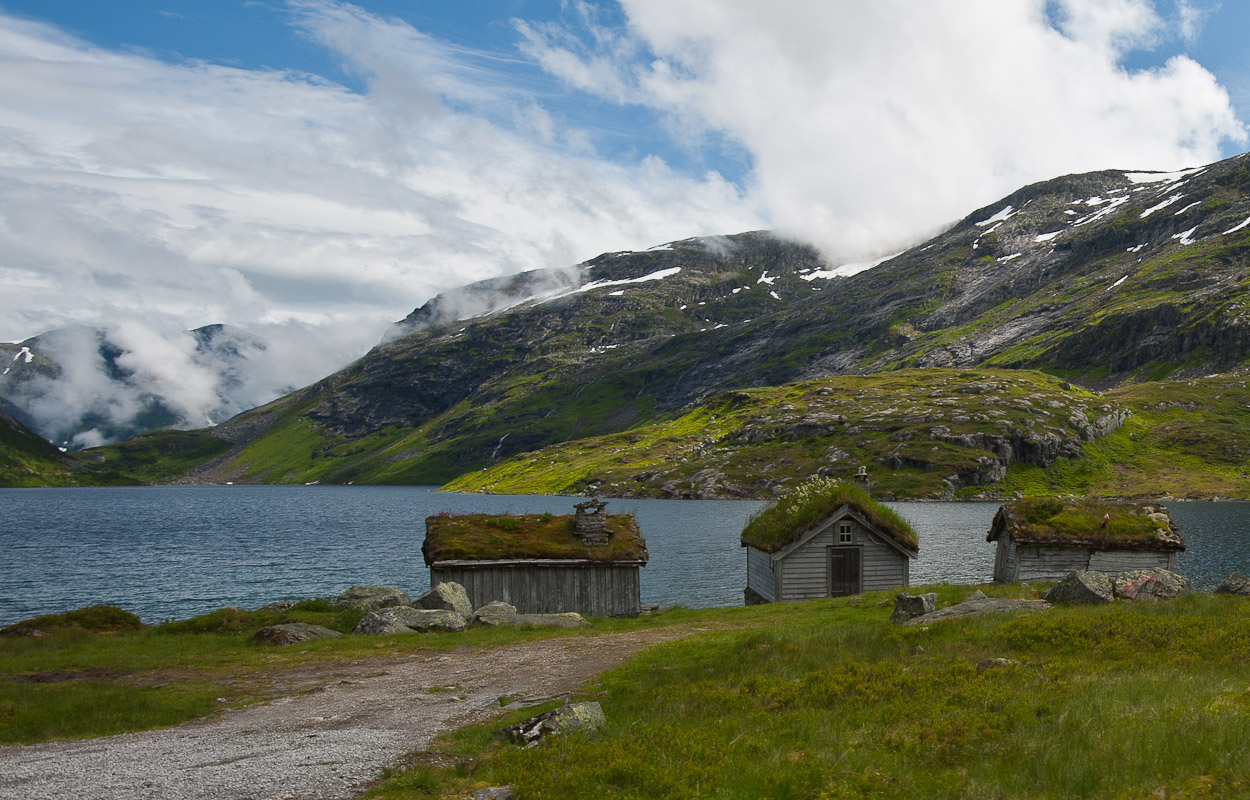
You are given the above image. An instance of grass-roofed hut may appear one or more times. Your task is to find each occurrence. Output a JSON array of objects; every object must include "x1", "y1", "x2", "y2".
[
  {"x1": 422, "y1": 501, "x2": 648, "y2": 617},
  {"x1": 740, "y1": 480, "x2": 918, "y2": 604},
  {"x1": 986, "y1": 499, "x2": 1185, "y2": 583}
]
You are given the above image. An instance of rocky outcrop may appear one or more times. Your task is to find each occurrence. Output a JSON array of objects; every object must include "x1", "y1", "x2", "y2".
[
  {"x1": 1043, "y1": 568, "x2": 1190, "y2": 604},
  {"x1": 1216, "y1": 572, "x2": 1250, "y2": 595},
  {"x1": 889, "y1": 592, "x2": 936, "y2": 624},
  {"x1": 1114, "y1": 569, "x2": 1190, "y2": 602},
  {"x1": 352, "y1": 607, "x2": 467, "y2": 635},
  {"x1": 904, "y1": 596, "x2": 1051, "y2": 626},
  {"x1": 337, "y1": 585, "x2": 412, "y2": 611},
  {"x1": 252, "y1": 623, "x2": 342, "y2": 646},
  {"x1": 500, "y1": 702, "x2": 606, "y2": 746},
  {"x1": 1043, "y1": 571, "x2": 1115, "y2": 605},
  {"x1": 472, "y1": 601, "x2": 520, "y2": 626},
  {"x1": 414, "y1": 582, "x2": 473, "y2": 621},
  {"x1": 470, "y1": 601, "x2": 589, "y2": 628}
]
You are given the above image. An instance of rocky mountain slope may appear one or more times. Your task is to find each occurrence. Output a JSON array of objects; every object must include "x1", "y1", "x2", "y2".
[
  {"x1": 72, "y1": 151, "x2": 1250, "y2": 493},
  {"x1": 444, "y1": 370, "x2": 1250, "y2": 500}
]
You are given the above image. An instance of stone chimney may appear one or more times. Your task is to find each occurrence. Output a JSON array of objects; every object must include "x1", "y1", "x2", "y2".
[{"x1": 573, "y1": 499, "x2": 610, "y2": 545}]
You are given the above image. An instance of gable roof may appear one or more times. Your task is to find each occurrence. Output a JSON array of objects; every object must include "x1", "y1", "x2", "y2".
[
  {"x1": 422, "y1": 512, "x2": 648, "y2": 565},
  {"x1": 770, "y1": 503, "x2": 918, "y2": 562},
  {"x1": 739, "y1": 480, "x2": 918, "y2": 554},
  {"x1": 986, "y1": 499, "x2": 1184, "y2": 552}
]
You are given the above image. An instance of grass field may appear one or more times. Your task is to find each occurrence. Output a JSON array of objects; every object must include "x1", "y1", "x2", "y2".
[{"x1": 5, "y1": 588, "x2": 1250, "y2": 799}]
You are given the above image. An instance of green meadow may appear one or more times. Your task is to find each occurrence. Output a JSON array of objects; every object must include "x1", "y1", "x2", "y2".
[{"x1": 5, "y1": 586, "x2": 1250, "y2": 799}]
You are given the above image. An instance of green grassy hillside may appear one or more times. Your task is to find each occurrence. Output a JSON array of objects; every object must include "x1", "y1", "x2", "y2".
[{"x1": 444, "y1": 369, "x2": 1250, "y2": 500}]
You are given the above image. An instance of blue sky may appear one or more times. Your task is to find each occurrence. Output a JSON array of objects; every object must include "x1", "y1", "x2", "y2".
[{"x1": 0, "y1": 1, "x2": 1247, "y2": 414}]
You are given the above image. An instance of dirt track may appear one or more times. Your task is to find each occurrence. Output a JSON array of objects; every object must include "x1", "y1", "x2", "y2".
[{"x1": 0, "y1": 627, "x2": 695, "y2": 800}]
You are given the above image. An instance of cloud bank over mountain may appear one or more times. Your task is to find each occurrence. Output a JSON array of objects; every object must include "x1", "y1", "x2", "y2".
[
  {"x1": 0, "y1": 0, "x2": 1245, "y2": 445},
  {"x1": 520, "y1": 0, "x2": 1246, "y2": 262}
]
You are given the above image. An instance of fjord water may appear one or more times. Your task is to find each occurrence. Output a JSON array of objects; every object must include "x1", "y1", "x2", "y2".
[{"x1": 0, "y1": 486, "x2": 1245, "y2": 626}]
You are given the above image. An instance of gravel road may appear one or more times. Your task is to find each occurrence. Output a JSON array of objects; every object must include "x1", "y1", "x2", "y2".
[{"x1": 0, "y1": 627, "x2": 692, "y2": 800}]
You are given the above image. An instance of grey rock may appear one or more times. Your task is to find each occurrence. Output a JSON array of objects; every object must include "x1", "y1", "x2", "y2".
[
  {"x1": 905, "y1": 597, "x2": 1051, "y2": 626},
  {"x1": 458, "y1": 788, "x2": 514, "y2": 800},
  {"x1": 976, "y1": 657, "x2": 1018, "y2": 674},
  {"x1": 513, "y1": 612, "x2": 590, "y2": 629},
  {"x1": 252, "y1": 623, "x2": 342, "y2": 646},
  {"x1": 336, "y1": 585, "x2": 412, "y2": 611},
  {"x1": 1042, "y1": 571, "x2": 1114, "y2": 605},
  {"x1": 1216, "y1": 572, "x2": 1250, "y2": 595},
  {"x1": 352, "y1": 607, "x2": 467, "y2": 635},
  {"x1": 414, "y1": 582, "x2": 473, "y2": 621},
  {"x1": 1114, "y1": 569, "x2": 1190, "y2": 602},
  {"x1": 351, "y1": 611, "x2": 411, "y2": 636},
  {"x1": 965, "y1": 589, "x2": 988, "y2": 602},
  {"x1": 889, "y1": 592, "x2": 936, "y2": 624},
  {"x1": 472, "y1": 601, "x2": 520, "y2": 626},
  {"x1": 469, "y1": 602, "x2": 589, "y2": 628},
  {"x1": 500, "y1": 702, "x2": 606, "y2": 746}
]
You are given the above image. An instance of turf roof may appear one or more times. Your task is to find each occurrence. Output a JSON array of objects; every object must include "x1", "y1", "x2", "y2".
[
  {"x1": 987, "y1": 499, "x2": 1184, "y2": 551},
  {"x1": 422, "y1": 512, "x2": 648, "y2": 564},
  {"x1": 739, "y1": 479, "x2": 918, "y2": 554}
]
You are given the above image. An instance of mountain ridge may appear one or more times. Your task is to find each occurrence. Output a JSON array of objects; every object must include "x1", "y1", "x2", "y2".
[{"x1": 16, "y1": 151, "x2": 1250, "y2": 494}]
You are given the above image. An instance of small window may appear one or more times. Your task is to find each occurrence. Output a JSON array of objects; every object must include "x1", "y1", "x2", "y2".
[{"x1": 838, "y1": 522, "x2": 853, "y2": 544}]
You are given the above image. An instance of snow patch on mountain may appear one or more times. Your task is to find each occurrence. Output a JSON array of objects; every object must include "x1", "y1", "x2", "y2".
[
  {"x1": 1140, "y1": 193, "x2": 1185, "y2": 218},
  {"x1": 1223, "y1": 217, "x2": 1250, "y2": 235},
  {"x1": 1125, "y1": 168, "x2": 1204, "y2": 184},
  {"x1": 975, "y1": 205, "x2": 1016, "y2": 227}
]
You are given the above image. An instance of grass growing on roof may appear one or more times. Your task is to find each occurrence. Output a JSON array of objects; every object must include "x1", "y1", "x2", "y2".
[
  {"x1": 739, "y1": 478, "x2": 917, "y2": 553},
  {"x1": 422, "y1": 512, "x2": 647, "y2": 563},
  {"x1": 1002, "y1": 498, "x2": 1181, "y2": 548}
]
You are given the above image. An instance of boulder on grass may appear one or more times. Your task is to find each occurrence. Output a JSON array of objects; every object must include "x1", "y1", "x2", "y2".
[
  {"x1": 470, "y1": 602, "x2": 589, "y2": 628},
  {"x1": 500, "y1": 702, "x2": 606, "y2": 746},
  {"x1": 1216, "y1": 572, "x2": 1250, "y2": 596},
  {"x1": 1114, "y1": 569, "x2": 1190, "y2": 602},
  {"x1": 414, "y1": 582, "x2": 473, "y2": 621},
  {"x1": 472, "y1": 601, "x2": 519, "y2": 626},
  {"x1": 252, "y1": 623, "x2": 342, "y2": 646},
  {"x1": 337, "y1": 585, "x2": 412, "y2": 611},
  {"x1": 352, "y1": 607, "x2": 467, "y2": 635},
  {"x1": 514, "y1": 612, "x2": 590, "y2": 629},
  {"x1": 889, "y1": 592, "x2": 936, "y2": 624},
  {"x1": 1042, "y1": 571, "x2": 1114, "y2": 605}
]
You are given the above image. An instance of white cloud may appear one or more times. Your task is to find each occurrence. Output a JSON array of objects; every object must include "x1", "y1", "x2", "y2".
[
  {"x1": 0, "y1": 3, "x2": 763, "y2": 348},
  {"x1": 521, "y1": 0, "x2": 1247, "y2": 263}
]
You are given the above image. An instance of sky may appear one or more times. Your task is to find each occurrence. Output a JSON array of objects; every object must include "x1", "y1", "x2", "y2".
[{"x1": 1, "y1": 0, "x2": 1248, "y2": 439}]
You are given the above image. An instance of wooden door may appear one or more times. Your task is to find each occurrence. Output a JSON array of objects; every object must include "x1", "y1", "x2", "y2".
[{"x1": 829, "y1": 547, "x2": 861, "y2": 597}]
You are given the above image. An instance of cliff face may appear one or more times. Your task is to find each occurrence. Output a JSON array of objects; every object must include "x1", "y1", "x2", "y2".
[{"x1": 85, "y1": 152, "x2": 1250, "y2": 488}]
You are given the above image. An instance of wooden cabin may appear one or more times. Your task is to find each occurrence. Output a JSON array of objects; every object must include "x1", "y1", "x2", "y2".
[
  {"x1": 986, "y1": 499, "x2": 1185, "y2": 583},
  {"x1": 740, "y1": 482, "x2": 918, "y2": 603},
  {"x1": 421, "y1": 501, "x2": 648, "y2": 617}
]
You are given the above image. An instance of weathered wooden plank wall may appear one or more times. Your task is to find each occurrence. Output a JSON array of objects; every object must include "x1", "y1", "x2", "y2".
[
  {"x1": 432, "y1": 564, "x2": 642, "y2": 616},
  {"x1": 746, "y1": 547, "x2": 776, "y2": 602},
  {"x1": 776, "y1": 519, "x2": 908, "y2": 601}
]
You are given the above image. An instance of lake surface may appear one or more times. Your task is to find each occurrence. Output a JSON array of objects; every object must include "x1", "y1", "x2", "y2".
[{"x1": 1, "y1": 486, "x2": 1247, "y2": 626}]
